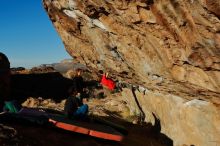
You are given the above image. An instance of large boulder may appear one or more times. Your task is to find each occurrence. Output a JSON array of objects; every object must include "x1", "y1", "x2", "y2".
[
  {"x1": 121, "y1": 87, "x2": 220, "y2": 146},
  {"x1": 42, "y1": 0, "x2": 220, "y2": 146},
  {"x1": 43, "y1": 0, "x2": 220, "y2": 92}
]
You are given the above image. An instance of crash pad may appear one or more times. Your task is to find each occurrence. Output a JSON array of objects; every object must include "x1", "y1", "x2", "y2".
[
  {"x1": 48, "y1": 114, "x2": 124, "y2": 141},
  {"x1": 0, "y1": 108, "x2": 48, "y2": 125},
  {"x1": 18, "y1": 107, "x2": 47, "y2": 116}
]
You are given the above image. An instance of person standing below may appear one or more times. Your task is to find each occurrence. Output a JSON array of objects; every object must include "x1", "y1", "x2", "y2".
[
  {"x1": 72, "y1": 68, "x2": 90, "y2": 101},
  {"x1": 64, "y1": 86, "x2": 88, "y2": 119},
  {"x1": 72, "y1": 69, "x2": 84, "y2": 94}
]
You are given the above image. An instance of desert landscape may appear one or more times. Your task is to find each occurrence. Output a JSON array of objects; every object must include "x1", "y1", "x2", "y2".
[{"x1": 0, "y1": 0, "x2": 220, "y2": 146}]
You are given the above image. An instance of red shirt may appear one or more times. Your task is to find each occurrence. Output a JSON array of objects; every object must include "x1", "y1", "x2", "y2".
[{"x1": 100, "y1": 75, "x2": 115, "y2": 90}]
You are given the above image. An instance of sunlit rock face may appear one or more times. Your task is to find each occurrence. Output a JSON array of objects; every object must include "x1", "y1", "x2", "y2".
[
  {"x1": 43, "y1": 0, "x2": 220, "y2": 92},
  {"x1": 43, "y1": 0, "x2": 220, "y2": 146},
  {"x1": 121, "y1": 87, "x2": 220, "y2": 146}
]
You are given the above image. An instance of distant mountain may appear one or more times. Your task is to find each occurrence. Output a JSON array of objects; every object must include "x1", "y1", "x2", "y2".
[{"x1": 37, "y1": 59, "x2": 87, "y2": 74}]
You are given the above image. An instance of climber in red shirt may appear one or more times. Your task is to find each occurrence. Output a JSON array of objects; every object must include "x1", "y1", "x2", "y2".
[{"x1": 100, "y1": 72, "x2": 116, "y2": 90}]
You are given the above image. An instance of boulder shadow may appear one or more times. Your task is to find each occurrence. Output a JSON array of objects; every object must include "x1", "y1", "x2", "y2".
[
  {"x1": 11, "y1": 72, "x2": 73, "y2": 103},
  {"x1": 151, "y1": 113, "x2": 173, "y2": 146},
  {"x1": 98, "y1": 110, "x2": 173, "y2": 146},
  {"x1": 0, "y1": 107, "x2": 173, "y2": 146}
]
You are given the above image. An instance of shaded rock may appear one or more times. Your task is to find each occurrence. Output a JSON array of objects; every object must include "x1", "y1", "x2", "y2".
[
  {"x1": 11, "y1": 72, "x2": 73, "y2": 101},
  {"x1": 0, "y1": 124, "x2": 17, "y2": 139},
  {"x1": 11, "y1": 67, "x2": 26, "y2": 73},
  {"x1": 30, "y1": 66, "x2": 56, "y2": 74},
  {"x1": 0, "y1": 52, "x2": 10, "y2": 70},
  {"x1": 206, "y1": 0, "x2": 220, "y2": 18},
  {"x1": 0, "y1": 52, "x2": 10, "y2": 101}
]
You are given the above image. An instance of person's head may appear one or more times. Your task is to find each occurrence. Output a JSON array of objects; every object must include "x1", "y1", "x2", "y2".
[
  {"x1": 98, "y1": 70, "x2": 109, "y2": 77},
  {"x1": 99, "y1": 70, "x2": 103, "y2": 75}
]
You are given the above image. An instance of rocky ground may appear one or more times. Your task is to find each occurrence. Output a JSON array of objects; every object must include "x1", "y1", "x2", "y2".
[{"x1": 0, "y1": 95, "x2": 172, "y2": 146}]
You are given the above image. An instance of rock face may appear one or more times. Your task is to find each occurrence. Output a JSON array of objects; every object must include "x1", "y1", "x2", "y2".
[
  {"x1": 43, "y1": 0, "x2": 220, "y2": 92},
  {"x1": 121, "y1": 87, "x2": 220, "y2": 146},
  {"x1": 206, "y1": 0, "x2": 220, "y2": 18},
  {"x1": 43, "y1": 0, "x2": 220, "y2": 146}
]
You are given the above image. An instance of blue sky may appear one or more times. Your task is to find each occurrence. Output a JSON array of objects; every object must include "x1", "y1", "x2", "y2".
[{"x1": 0, "y1": 0, "x2": 71, "y2": 68}]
